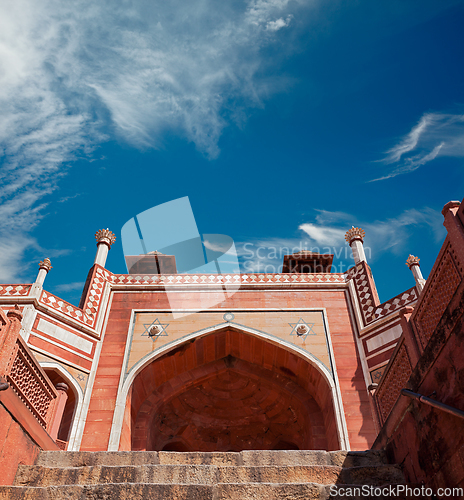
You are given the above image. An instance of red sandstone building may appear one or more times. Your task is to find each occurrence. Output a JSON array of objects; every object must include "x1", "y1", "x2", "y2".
[{"x1": 0, "y1": 199, "x2": 463, "y2": 492}]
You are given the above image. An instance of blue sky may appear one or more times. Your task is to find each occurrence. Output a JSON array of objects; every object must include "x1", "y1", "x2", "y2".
[{"x1": 1, "y1": 0, "x2": 464, "y2": 305}]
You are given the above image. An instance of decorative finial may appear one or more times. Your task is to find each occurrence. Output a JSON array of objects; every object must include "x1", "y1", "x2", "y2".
[
  {"x1": 345, "y1": 227, "x2": 365, "y2": 245},
  {"x1": 406, "y1": 255, "x2": 420, "y2": 269},
  {"x1": 39, "y1": 258, "x2": 52, "y2": 272},
  {"x1": 95, "y1": 229, "x2": 116, "y2": 248}
]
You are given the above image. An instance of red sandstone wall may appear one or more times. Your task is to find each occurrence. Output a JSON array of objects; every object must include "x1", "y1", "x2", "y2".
[
  {"x1": 373, "y1": 199, "x2": 464, "y2": 491},
  {"x1": 80, "y1": 288, "x2": 376, "y2": 451},
  {"x1": 119, "y1": 390, "x2": 132, "y2": 451},
  {"x1": 0, "y1": 307, "x2": 59, "y2": 485},
  {"x1": 375, "y1": 278, "x2": 464, "y2": 490},
  {"x1": 0, "y1": 404, "x2": 40, "y2": 486}
]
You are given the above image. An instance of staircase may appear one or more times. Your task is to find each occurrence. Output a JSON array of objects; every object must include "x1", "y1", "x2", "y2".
[{"x1": 0, "y1": 449, "x2": 405, "y2": 499}]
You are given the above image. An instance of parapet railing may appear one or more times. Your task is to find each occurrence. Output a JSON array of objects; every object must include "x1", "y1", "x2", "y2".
[
  {"x1": 5, "y1": 335, "x2": 58, "y2": 428},
  {"x1": 374, "y1": 203, "x2": 464, "y2": 425},
  {"x1": 401, "y1": 389, "x2": 464, "y2": 420},
  {"x1": 0, "y1": 307, "x2": 58, "y2": 430}
]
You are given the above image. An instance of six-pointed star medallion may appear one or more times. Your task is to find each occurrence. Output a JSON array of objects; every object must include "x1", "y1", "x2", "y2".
[
  {"x1": 142, "y1": 318, "x2": 169, "y2": 342},
  {"x1": 288, "y1": 318, "x2": 316, "y2": 340}
]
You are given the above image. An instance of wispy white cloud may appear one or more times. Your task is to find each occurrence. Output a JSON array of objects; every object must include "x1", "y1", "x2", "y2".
[
  {"x1": 382, "y1": 114, "x2": 431, "y2": 164},
  {"x1": 371, "y1": 112, "x2": 464, "y2": 181},
  {"x1": 57, "y1": 193, "x2": 82, "y2": 203},
  {"x1": 0, "y1": 0, "x2": 309, "y2": 282},
  {"x1": 267, "y1": 16, "x2": 293, "y2": 31},
  {"x1": 54, "y1": 281, "x2": 85, "y2": 293},
  {"x1": 237, "y1": 236, "x2": 314, "y2": 273},
  {"x1": 298, "y1": 224, "x2": 345, "y2": 247},
  {"x1": 309, "y1": 207, "x2": 445, "y2": 254},
  {"x1": 203, "y1": 239, "x2": 232, "y2": 254},
  {"x1": 0, "y1": 235, "x2": 36, "y2": 283},
  {"x1": 236, "y1": 206, "x2": 445, "y2": 273}
]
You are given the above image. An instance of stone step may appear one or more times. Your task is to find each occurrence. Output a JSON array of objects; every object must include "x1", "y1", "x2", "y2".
[
  {"x1": 0, "y1": 482, "x2": 404, "y2": 500},
  {"x1": 218, "y1": 483, "x2": 401, "y2": 500},
  {"x1": 14, "y1": 463, "x2": 404, "y2": 487},
  {"x1": 35, "y1": 449, "x2": 388, "y2": 468},
  {"x1": 8, "y1": 449, "x2": 404, "y2": 500},
  {"x1": 0, "y1": 483, "x2": 214, "y2": 500}
]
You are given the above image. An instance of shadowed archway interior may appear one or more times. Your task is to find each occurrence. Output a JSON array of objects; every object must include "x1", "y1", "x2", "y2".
[
  {"x1": 44, "y1": 369, "x2": 77, "y2": 443},
  {"x1": 122, "y1": 328, "x2": 340, "y2": 452}
]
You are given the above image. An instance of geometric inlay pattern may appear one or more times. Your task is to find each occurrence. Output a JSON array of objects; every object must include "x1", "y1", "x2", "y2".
[
  {"x1": 39, "y1": 266, "x2": 108, "y2": 329},
  {"x1": 0, "y1": 285, "x2": 31, "y2": 296},
  {"x1": 373, "y1": 288, "x2": 417, "y2": 321},
  {"x1": 32, "y1": 267, "x2": 346, "y2": 334},
  {"x1": 109, "y1": 273, "x2": 346, "y2": 286},
  {"x1": 223, "y1": 312, "x2": 235, "y2": 322},
  {"x1": 346, "y1": 262, "x2": 377, "y2": 325},
  {"x1": 40, "y1": 291, "x2": 92, "y2": 326},
  {"x1": 142, "y1": 319, "x2": 169, "y2": 342},
  {"x1": 370, "y1": 365, "x2": 387, "y2": 384},
  {"x1": 347, "y1": 262, "x2": 417, "y2": 327},
  {"x1": 289, "y1": 318, "x2": 316, "y2": 340}
]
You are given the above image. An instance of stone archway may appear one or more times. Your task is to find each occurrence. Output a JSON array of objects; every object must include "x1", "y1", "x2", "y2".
[
  {"x1": 40, "y1": 362, "x2": 84, "y2": 450},
  {"x1": 123, "y1": 327, "x2": 342, "y2": 451},
  {"x1": 43, "y1": 369, "x2": 77, "y2": 444}
]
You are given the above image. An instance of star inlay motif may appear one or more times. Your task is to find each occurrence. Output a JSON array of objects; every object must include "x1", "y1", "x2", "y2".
[
  {"x1": 288, "y1": 318, "x2": 316, "y2": 340},
  {"x1": 142, "y1": 318, "x2": 169, "y2": 342}
]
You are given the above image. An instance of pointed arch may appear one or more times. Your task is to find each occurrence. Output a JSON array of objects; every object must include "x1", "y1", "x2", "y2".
[
  {"x1": 108, "y1": 324, "x2": 349, "y2": 451},
  {"x1": 40, "y1": 362, "x2": 84, "y2": 451}
]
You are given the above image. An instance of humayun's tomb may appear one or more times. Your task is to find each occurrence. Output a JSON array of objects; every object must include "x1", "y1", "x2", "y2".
[{"x1": 0, "y1": 198, "x2": 463, "y2": 498}]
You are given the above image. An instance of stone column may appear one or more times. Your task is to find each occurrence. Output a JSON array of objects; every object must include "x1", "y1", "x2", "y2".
[
  {"x1": 35, "y1": 258, "x2": 52, "y2": 287},
  {"x1": 345, "y1": 226, "x2": 367, "y2": 264},
  {"x1": 0, "y1": 307, "x2": 22, "y2": 387},
  {"x1": 94, "y1": 229, "x2": 116, "y2": 267},
  {"x1": 20, "y1": 259, "x2": 51, "y2": 340},
  {"x1": 406, "y1": 255, "x2": 426, "y2": 294},
  {"x1": 48, "y1": 382, "x2": 69, "y2": 441}
]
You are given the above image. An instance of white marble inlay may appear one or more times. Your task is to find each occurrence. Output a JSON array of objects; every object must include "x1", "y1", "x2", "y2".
[
  {"x1": 366, "y1": 324, "x2": 402, "y2": 352},
  {"x1": 37, "y1": 318, "x2": 93, "y2": 354}
]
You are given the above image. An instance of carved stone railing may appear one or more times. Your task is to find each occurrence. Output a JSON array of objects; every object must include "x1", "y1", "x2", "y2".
[
  {"x1": 411, "y1": 241, "x2": 462, "y2": 352},
  {"x1": 375, "y1": 200, "x2": 464, "y2": 424},
  {"x1": 410, "y1": 201, "x2": 464, "y2": 354},
  {"x1": 5, "y1": 336, "x2": 58, "y2": 428},
  {"x1": 0, "y1": 307, "x2": 58, "y2": 430},
  {"x1": 375, "y1": 337, "x2": 414, "y2": 424}
]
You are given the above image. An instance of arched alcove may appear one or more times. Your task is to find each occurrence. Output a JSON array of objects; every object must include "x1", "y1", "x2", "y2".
[
  {"x1": 122, "y1": 327, "x2": 342, "y2": 451},
  {"x1": 42, "y1": 366, "x2": 80, "y2": 446}
]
